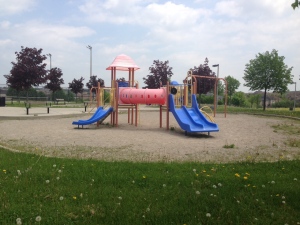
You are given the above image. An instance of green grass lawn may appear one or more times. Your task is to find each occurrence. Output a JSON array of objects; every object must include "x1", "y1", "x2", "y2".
[{"x1": 1, "y1": 148, "x2": 299, "y2": 225}]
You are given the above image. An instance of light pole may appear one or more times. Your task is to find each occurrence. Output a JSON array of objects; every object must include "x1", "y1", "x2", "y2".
[
  {"x1": 293, "y1": 81, "x2": 297, "y2": 110},
  {"x1": 212, "y1": 64, "x2": 219, "y2": 107},
  {"x1": 86, "y1": 45, "x2": 92, "y2": 78},
  {"x1": 46, "y1": 53, "x2": 52, "y2": 70}
]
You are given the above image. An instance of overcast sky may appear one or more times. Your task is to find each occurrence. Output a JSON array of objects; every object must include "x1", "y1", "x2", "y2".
[{"x1": 0, "y1": 0, "x2": 299, "y2": 92}]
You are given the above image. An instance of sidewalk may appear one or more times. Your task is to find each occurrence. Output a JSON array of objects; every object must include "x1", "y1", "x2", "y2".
[{"x1": 0, "y1": 105, "x2": 160, "y2": 119}]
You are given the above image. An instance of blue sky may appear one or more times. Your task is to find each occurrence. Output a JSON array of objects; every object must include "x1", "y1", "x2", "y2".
[{"x1": 0, "y1": 0, "x2": 299, "y2": 92}]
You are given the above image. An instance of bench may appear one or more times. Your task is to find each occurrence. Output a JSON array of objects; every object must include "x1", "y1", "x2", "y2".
[
  {"x1": 24, "y1": 102, "x2": 51, "y2": 115},
  {"x1": 55, "y1": 99, "x2": 66, "y2": 105}
]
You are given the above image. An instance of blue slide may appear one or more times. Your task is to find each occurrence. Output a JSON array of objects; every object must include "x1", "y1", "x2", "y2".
[
  {"x1": 169, "y1": 94, "x2": 219, "y2": 134},
  {"x1": 72, "y1": 106, "x2": 113, "y2": 128}
]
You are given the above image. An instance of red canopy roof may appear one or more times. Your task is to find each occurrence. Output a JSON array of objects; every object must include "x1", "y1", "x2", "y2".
[{"x1": 106, "y1": 54, "x2": 140, "y2": 71}]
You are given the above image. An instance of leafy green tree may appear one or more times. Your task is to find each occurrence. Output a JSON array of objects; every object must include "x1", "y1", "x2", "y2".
[
  {"x1": 3, "y1": 46, "x2": 47, "y2": 101},
  {"x1": 190, "y1": 58, "x2": 216, "y2": 95},
  {"x1": 143, "y1": 60, "x2": 173, "y2": 89},
  {"x1": 45, "y1": 67, "x2": 64, "y2": 101},
  {"x1": 231, "y1": 91, "x2": 246, "y2": 107},
  {"x1": 225, "y1": 75, "x2": 240, "y2": 103},
  {"x1": 248, "y1": 94, "x2": 261, "y2": 108},
  {"x1": 243, "y1": 49, "x2": 293, "y2": 111},
  {"x1": 69, "y1": 77, "x2": 85, "y2": 102},
  {"x1": 292, "y1": 0, "x2": 299, "y2": 9}
]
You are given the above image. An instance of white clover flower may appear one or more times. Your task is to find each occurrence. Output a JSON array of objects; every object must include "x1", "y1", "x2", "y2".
[
  {"x1": 59, "y1": 196, "x2": 64, "y2": 201},
  {"x1": 213, "y1": 185, "x2": 217, "y2": 189},
  {"x1": 45, "y1": 180, "x2": 50, "y2": 184},
  {"x1": 56, "y1": 177, "x2": 60, "y2": 180},
  {"x1": 262, "y1": 185, "x2": 265, "y2": 188},
  {"x1": 218, "y1": 183, "x2": 222, "y2": 187},
  {"x1": 282, "y1": 201, "x2": 286, "y2": 204},
  {"x1": 210, "y1": 193, "x2": 213, "y2": 196},
  {"x1": 146, "y1": 208, "x2": 150, "y2": 212},
  {"x1": 35, "y1": 216, "x2": 42, "y2": 222},
  {"x1": 271, "y1": 181, "x2": 275, "y2": 184},
  {"x1": 118, "y1": 196, "x2": 122, "y2": 200},
  {"x1": 294, "y1": 178, "x2": 298, "y2": 181},
  {"x1": 196, "y1": 191, "x2": 200, "y2": 195},
  {"x1": 282, "y1": 196, "x2": 286, "y2": 199},
  {"x1": 53, "y1": 164, "x2": 56, "y2": 168},
  {"x1": 17, "y1": 170, "x2": 21, "y2": 176},
  {"x1": 132, "y1": 180, "x2": 135, "y2": 184},
  {"x1": 16, "y1": 218, "x2": 22, "y2": 225},
  {"x1": 163, "y1": 184, "x2": 166, "y2": 188},
  {"x1": 58, "y1": 170, "x2": 62, "y2": 173},
  {"x1": 254, "y1": 218, "x2": 258, "y2": 221},
  {"x1": 206, "y1": 213, "x2": 211, "y2": 217},
  {"x1": 237, "y1": 200, "x2": 240, "y2": 204},
  {"x1": 193, "y1": 169, "x2": 196, "y2": 172}
]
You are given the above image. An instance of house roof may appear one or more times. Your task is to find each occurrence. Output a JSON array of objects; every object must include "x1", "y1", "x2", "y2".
[{"x1": 106, "y1": 54, "x2": 140, "y2": 71}]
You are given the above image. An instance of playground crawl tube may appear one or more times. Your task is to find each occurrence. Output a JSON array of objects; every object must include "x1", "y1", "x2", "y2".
[{"x1": 119, "y1": 87, "x2": 166, "y2": 105}]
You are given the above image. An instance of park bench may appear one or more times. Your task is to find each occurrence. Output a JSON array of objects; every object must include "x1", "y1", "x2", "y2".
[
  {"x1": 24, "y1": 102, "x2": 52, "y2": 115},
  {"x1": 55, "y1": 98, "x2": 66, "y2": 105}
]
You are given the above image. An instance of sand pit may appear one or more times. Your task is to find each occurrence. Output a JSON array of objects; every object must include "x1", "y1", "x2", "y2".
[{"x1": 0, "y1": 111, "x2": 299, "y2": 163}]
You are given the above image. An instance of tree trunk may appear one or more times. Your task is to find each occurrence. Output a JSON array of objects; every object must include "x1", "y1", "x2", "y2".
[{"x1": 263, "y1": 88, "x2": 267, "y2": 111}]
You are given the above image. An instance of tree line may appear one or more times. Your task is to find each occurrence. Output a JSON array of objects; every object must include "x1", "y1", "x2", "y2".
[{"x1": 3, "y1": 46, "x2": 294, "y2": 110}]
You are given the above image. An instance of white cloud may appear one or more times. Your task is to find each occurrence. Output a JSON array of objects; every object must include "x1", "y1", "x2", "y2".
[
  {"x1": 215, "y1": 1, "x2": 242, "y2": 17},
  {"x1": 0, "y1": 0, "x2": 36, "y2": 15}
]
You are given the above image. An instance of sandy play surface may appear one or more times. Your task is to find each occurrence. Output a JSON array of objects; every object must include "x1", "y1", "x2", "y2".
[{"x1": 0, "y1": 111, "x2": 299, "y2": 163}]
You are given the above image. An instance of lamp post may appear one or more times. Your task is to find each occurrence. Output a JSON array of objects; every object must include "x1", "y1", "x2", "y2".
[
  {"x1": 46, "y1": 53, "x2": 52, "y2": 70},
  {"x1": 86, "y1": 45, "x2": 92, "y2": 78},
  {"x1": 293, "y1": 81, "x2": 297, "y2": 110},
  {"x1": 212, "y1": 64, "x2": 219, "y2": 107}
]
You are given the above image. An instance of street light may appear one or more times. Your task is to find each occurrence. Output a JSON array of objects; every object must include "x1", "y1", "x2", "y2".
[
  {"x1": 212, "y1": 64, "x2": 219, "y2": 107},
  {"x1": 46, "y1": 53, "x2": 52, "y2": 70},
  {"x1": 86, "y1": 45, "x2": 92, "y2": 78}
]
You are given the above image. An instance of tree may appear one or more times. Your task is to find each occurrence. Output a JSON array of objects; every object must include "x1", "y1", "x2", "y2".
[
  {"x1": 225, "y1": 75, "x2": 240, "y2": 103},
  {"x1": 190, "y1": 58, "x2": 216, "y2": 95},
  {"x1": 143, "y1": 60, "x2": 173, "y2": 89},
  {"x1": 69, "y1": 77, "x2": 85, "y2": 102},
  {"x1": 292, "y1": 0, "x2": 299, "y2": 9},
  {"x1": 4, "y1": 46, "x2": 48, "y2": 101},
  {"x1": 86, "y1": 75, "x2": 105, "y2": 96},
  {"x1": 231, "y1": 91, "x2": 246, "y2": 107},
  {"x1": 45, "y1": 67, "x2": 64, "y2": 101},
  {"x1": 248, "y1": 94, "x2": 261, "y2": 108},
  {"x1": 243, "y1": 49, "x2": 293, "y2": 111}
]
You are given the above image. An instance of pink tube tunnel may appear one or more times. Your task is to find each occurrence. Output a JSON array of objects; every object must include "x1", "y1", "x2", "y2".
[{"x1": 119, "y1": 87, "x2": 167, "y2": 105}]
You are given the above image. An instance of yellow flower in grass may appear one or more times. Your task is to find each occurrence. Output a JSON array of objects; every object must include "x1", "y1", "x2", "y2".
[
  {"x1": 243, "y1": 176, "x2": 248, "y2": 180},
  {"x1": 73, "y1": 196, "x2": 77, "y2": 200},
  {"x1": 235, "y1": 173, "x2": 240, "y2": 178},
  {"x1": 143, "y1": 175, "x2": 146, "y2": 179},
  {"x1": 3, "y1": 169, "x2": 6, "y2": 174}
]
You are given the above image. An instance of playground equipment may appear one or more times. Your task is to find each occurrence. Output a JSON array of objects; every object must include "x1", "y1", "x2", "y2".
[{"x1": 72, "y1": 54, "x2": 227, "y2": 135}]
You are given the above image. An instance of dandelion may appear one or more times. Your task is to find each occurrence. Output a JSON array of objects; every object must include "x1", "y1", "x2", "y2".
[
  {"x1": 202, "y1": 170, "x2": 206, "y2": 173},
  {"x1": 235, "y1": 173, "x2": 240, "y2": 178},
  {"x1": 271, "y1": 181, "x2": 275, "y2": 184},
  {"x1": 53, "y1": 164, "x2": 56, "y2": 168},
  {"x1": 196, "y1": 174, "x2": 199, "y2": 176},
  {"x1": 213, "y1": 185, "x2": 217, "y2": 189},
  {"x1": 243, "y1": 176, "x2": 248, "y2": 180},
  {"x1": 206, "y1": 213, "x2": 211, "y2": 217},
  {"x1": 45, "y1": 180, "x2": 50, "y2": 184},
  {"x1": 73, "y1": 196, "x2": 77, "y2": 200},
  {"x1": 3, "y1": 169, "x2": 6, "y2": 174},
  {"x1": 196, "y1": 191, "x2": 200, "y2": 195},
  {"x1": 59, "y1": 196, "x2": 64, "y2": 201},
  {"x1": 35, "y1": 216, "x2": 41, "y2": 222},
  {"x1": 245, "y1": 172, "x2": 250, "y2": 176},
  {"x1": 143, "y1": 175, "x2": 146, "y2": 179}
]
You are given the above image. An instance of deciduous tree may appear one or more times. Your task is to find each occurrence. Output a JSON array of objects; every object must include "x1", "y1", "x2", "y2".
[
  {"x1": 45, "y1": 67, "x2": 64, "y2": 101},
  {"x1": 243, "y1": 49, "x2": 293, "y2": 110},
  {"x1": 190, "y1": 58, "x2": 216, "y2": 95},
  {"x1": 143, "y1": 60, "x2": 173, "y2": 89},
  {"x1": 4, "y1": 46, "x2": 47, "y2": 101},
  {"x1": 225, "y1": 75, "x2": 240, "y2": 103},
  {"x1": 69, "y1": 77, "x2": 85, "y2": 102},
  {"x1": 292, "y1": 0, "x2": 299, "y2": 9}
]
